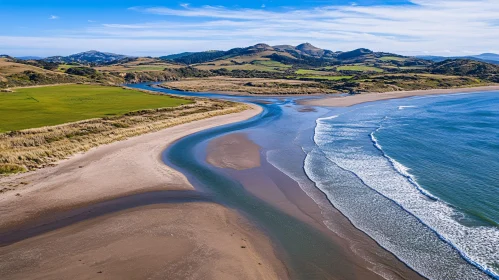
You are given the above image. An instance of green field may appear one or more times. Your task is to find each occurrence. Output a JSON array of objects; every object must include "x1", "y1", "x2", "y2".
[
  {"x1": 224, "y1": 64, "x2": 281, "y2": 72},
  {"x1": 298, "y1": 75, "x2": 353, "y2": 81},
  {"x1": 295, "y1": 69, "x2": 328, "y2": 75},
  {"x1": 252, "y1": 60, "x2": 292, "y2": 69},
  {"x1": 124, "y1": 65, "x2": 169, "y2": 71},
  {"x1": 57, "y1": 64, "x2": 76, "y2": 72},
  {"x1": 0, "y1": 85, "x2": 192, "y2": 132},
  {"x1": 337, "y1": 65, "x2": 384, "y2": 72},
  {"x1": 379, "y1": 56, "x2": 407, "y2": 62}
]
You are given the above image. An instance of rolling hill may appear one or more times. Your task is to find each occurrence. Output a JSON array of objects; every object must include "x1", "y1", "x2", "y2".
[
  {"x1": 1, "y1": 43, "x2": 498, "y2": 94},
  {"x1": 44, "y1": 50, "x2": 131, "y2": 64},
  {"x1": 418, "y1": 53, "x2": 499, "y2": 65},
  {"x1": 162, "y1": 43, "x2": 430, "y2": 70},
  {"x1": 430, "y1": 59, "x2": 499, "y2": 81}
]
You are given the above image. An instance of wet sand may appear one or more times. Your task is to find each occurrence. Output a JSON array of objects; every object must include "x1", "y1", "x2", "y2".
[
  {"x1": 206, "y1": 132, "x2": 425, "y2": 279},
  {"x1": 0, "y1": 203, "x2": 286, "y2": 280},
  {"x1": 0, "y1": 105, "x2": 289, "y2": 280},
  {"x1": 300, "y1": 85, "x2": 499, "y2": 107},
  {"x1": 206, "y1": 133, "x2": 261, "y2": 170}
]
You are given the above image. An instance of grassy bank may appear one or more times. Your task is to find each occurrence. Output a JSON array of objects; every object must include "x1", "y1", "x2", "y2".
[
  {"x1": 0, "y1": 84, "x2": 246, "y2": 176},
  {"x1": 0, "y1": 84, "x2": 192, "y2": 132}
]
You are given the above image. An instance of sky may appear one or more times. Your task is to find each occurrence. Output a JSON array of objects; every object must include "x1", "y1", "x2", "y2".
[{"x1": 1, "y1": 0, "x2": 498, "y2": 57}]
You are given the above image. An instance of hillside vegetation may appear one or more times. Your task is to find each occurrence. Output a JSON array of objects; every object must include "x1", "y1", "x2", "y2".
[
  {"x1": 1, "y1": 44, "x2": 498, "y2": 94},
  {"x1": 429, "y1": 59, "x2": 499, "y2": 82}
]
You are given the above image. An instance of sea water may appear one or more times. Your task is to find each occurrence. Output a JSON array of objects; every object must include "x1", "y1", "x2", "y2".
[{"x1": 306, "y1": 91, "x2": 499, "y2": 279}]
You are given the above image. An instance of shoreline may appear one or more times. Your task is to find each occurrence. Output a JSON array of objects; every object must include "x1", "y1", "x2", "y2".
[
  {"x1": 299, "y1": 85, "x2": 499, "y2": 107},
  {"x1": 0, "y1": 104, "x2": 290, "y2": 280},
  {"x1": 204, "y1": 128, "x2": 425, "y2": 279}
]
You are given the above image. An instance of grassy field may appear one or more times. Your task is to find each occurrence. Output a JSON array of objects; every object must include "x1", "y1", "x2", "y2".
[
  {"x1": 195, "y1": 60, "x2": 287, "y2": 72},
  {"x1": 57, "y1": 64, "x2": 75, "y2": 72},
  {"x1": 379, "y1": 56, "x2": 407, "y2": 62},
  {"x1": 295, "y1": 69, "x2": 328, "y2": 75},
  {"x1": 337, "y1": 65, "x2": 384, "y2": 72},
  {"x1": 0, "y1": 84, "x2": 192, "y2": 132},
  {"x1": 252, "y1": 60, "x2": 292, "y2": 69},
  {"x1": 96, "y1": 64, "x2": 181, "y2": 72},
  {"x1": 297, "y1": 75, "x2": 353, "y2": 80}
]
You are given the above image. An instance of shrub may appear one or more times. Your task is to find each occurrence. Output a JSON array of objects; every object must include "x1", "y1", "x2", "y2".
[{"x1": 0, "y1": 164, "x2": 26, "y2": 175}]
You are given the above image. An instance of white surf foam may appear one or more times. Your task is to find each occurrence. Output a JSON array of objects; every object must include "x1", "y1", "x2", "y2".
[
  {"x1": 398, "y1": 105, "x2": 416, "y2": 110},
  {"x1": 310, "y1": 114, "x2": 499, "y2": 279}
]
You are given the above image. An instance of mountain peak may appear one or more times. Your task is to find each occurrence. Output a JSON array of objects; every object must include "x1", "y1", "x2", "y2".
[
  {"x1": 296, "y1": 42, "x2": 319, "y2": 50},
  {"x1": 253, "y1": 43, "x2": 271, "y2": 48},
  {"x1": 250, "y1": 43, "x2": 274, "y2": 51},
  {"x1": 244, "y1": 43, "x2": 275, "y2": 53},
  {"x1": 296, "y1": 42, "x2": 325, "y2": 56}
]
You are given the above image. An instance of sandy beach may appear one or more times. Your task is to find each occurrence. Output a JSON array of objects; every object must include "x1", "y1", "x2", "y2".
[
  {"x1": 300, "y1": 85, "x2": 499, "y2": 107},
  {"x1": 0, "y1": 105, "x2": 289, "y2": 280}
]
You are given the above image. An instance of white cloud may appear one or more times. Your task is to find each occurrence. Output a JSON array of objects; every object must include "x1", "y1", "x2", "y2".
[
  {"x1": 5, "y1": 1, "x2": 499, "y2": 56},
  {"x1": 49, "y1": 15, "x2": 59, "y2": 20}
]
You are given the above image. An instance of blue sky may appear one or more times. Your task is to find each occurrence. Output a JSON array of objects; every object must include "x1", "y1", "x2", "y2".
[{"x1": 1, "y1": 0, "x2": 498, "y2": 57}]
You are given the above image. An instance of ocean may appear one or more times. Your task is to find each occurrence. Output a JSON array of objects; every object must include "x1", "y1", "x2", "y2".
[{"x1": 306, "y1": 91, "x2": 499, "y2": 279}]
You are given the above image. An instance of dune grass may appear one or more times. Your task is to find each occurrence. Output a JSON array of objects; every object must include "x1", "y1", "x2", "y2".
[
  {"x1": 0, "y1": 164, "x2": 26, "y2": 175},
  {"x1": 0, "y1": 84, "x2": 192, "y2": 132}
]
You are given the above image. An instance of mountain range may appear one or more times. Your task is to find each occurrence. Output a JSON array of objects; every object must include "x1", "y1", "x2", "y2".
[
  {"x1": 5, "y1": 43, "x2": 498, "y2": 67},
  {"x1": 2, "y1": 42, "x2": 499, "y2": 91},
  {"x1": 154, "y1": 43, "x2": 430, "y2": 70}
]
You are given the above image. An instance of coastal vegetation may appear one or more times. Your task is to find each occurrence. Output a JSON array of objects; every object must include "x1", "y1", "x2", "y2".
[
  {"x1": 0, "y1": 84, "x2": 244, "y2": 175},
  {"x1": 159, "y1": 77, "x2": 338, "y2": 94}
]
